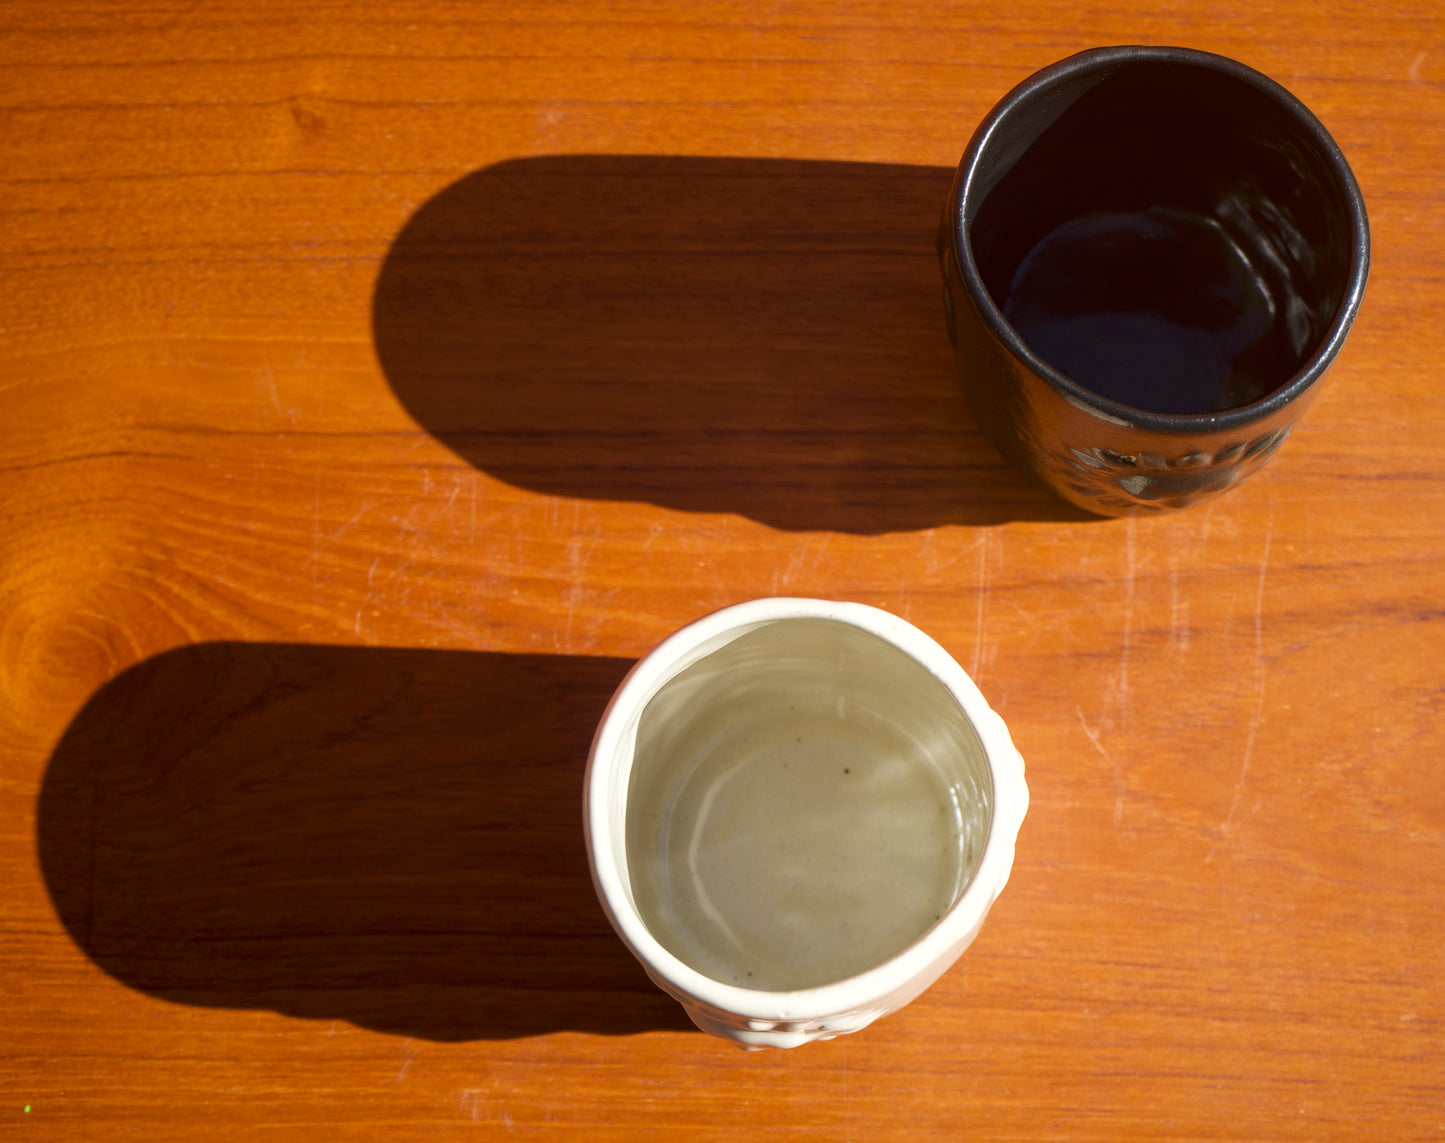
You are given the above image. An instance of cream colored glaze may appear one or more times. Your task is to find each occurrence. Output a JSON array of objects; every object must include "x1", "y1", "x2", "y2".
[{"x1": 625, "y1": 619, "x2": 992, "y2": 991}]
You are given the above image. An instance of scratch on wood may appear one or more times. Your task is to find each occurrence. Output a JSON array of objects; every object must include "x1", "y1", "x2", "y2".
[
  {"x1": 1078, "y1": 705, "x2": 1126, "y2": 825},
  {"x1": 1117, "y1": 516, "x2": 1136, "y2": 733},
  {"x1": 923, "y1": 528, "x2": 980, "y2": 582},
  {"x1": 562, "y1": 500, "x2": 592, "y2": 652},
  {"x1": 261, "y1": 357, "x2": 282, "y2": 417},
  {"x1": 970, "y1": 530, "x2": 989, "y2": 679},
  {"x1": 780, "y1": 537, "x2": 811, "y2": 590},
  {"x1": 1207, "y1": 515, "x2": 1272, "y2": 862},
  {"x1": 309, "y1": 464, "x2": 322, "y2": 594},
  {"x1": 1169, "y1": 553, "x2": 1189, "y2": 652},
  {"x1": 394, "y1": 1038, "x2": 416, "y2": 1081}
]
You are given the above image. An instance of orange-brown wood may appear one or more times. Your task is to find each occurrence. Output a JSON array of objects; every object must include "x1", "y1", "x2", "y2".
[{"x1": 2, "y1": 1, "x2": 1442, "y2": 1137}]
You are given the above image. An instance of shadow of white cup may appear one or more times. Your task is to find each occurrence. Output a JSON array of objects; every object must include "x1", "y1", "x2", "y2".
[{"x1": 585, "y1": 598, "x2": 1028, "y2": 1048}]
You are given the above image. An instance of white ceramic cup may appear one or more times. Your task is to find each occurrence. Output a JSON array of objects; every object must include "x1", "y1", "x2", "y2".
[{"x1": 584, "y1": 597, "x2": 1027, "y2": 1048}]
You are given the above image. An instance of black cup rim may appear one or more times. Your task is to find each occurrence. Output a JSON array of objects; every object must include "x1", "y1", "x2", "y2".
[{"x1": 947, "y1": 44, "x2": 1371, "y2": 433}]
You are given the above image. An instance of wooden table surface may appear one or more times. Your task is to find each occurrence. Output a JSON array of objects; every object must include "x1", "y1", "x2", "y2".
[{"x1": 2, "y1": 1, "x2": 1442, "y2": 1138}]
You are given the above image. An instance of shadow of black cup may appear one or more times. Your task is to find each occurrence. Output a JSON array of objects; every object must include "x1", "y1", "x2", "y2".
[
  {"x1": 938, "y1": 45, "x2": 1370, "y2": 515},
  {"x1": 372, "y1": 155, "x2": 1092, "y2": 534}
]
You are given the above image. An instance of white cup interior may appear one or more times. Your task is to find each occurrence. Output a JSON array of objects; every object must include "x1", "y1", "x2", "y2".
[
  {"x1": 613, "y1": 614, "x2": 994, "y2": 991},
  {"x1": 586, "y1": 599, "x2": 1026, "y2": 1046}
]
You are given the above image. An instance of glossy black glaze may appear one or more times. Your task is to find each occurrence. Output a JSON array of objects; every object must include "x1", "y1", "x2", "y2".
[{"x1": 940, "y1": 46, "x2": 1370, "y2": 515}]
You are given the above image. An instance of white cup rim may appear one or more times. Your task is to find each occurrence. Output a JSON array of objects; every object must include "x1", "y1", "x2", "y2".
[{"x1": 584, "y1": 597, "x2": 1027, "y2": 1024}]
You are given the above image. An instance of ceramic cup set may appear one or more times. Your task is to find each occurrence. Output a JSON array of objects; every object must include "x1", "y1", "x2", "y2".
[{"x1": 584, "y1": 46, "x2": 1368, "y2": 1048}]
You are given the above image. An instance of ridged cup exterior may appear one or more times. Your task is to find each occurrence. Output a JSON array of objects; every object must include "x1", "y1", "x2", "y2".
[{"x1": 584, "y1": 597, "x2": 1027, "y2": 1049}]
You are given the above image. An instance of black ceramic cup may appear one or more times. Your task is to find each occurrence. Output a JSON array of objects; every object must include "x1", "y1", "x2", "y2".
[{"x1": 938, "y1": 46, "x2": 1369, "y2": 515}]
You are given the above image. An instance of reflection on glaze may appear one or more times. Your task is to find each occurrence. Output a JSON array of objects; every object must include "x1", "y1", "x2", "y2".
[{"x1": 1051, "y1": 426, "x2": 1293, "y2": 511}]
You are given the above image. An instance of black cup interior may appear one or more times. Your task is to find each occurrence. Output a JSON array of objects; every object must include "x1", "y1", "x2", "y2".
[{"x1": 967, "y1": 57, "x2": 1357, "y2": 415}]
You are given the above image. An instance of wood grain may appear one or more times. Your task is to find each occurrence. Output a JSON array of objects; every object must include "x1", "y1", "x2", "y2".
[{"x1": 2, "y1": 1, "x2": 1442, "y2": 1138}]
